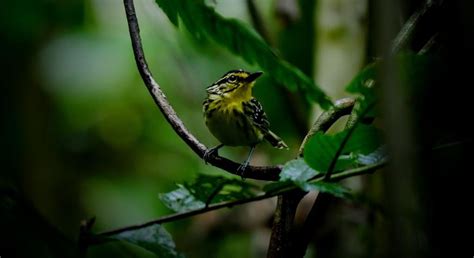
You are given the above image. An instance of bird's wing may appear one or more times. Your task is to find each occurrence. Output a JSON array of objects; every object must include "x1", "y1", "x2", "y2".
[{"x1": 243, "y1": 98, "x2": 270, "y2": 133}]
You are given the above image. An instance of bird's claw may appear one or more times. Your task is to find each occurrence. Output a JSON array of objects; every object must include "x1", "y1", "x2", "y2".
[
  {"x1": 203, "y1": 148, "x2": 218, "y2": 164},
  {"x1": 237, "y1": 162, "x2": 249, "y2": 180}
]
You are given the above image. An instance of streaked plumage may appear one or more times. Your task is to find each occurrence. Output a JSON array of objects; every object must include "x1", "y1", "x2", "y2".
[{"x1": 203, "y1": 70, "x2": 288, "y2": 174}]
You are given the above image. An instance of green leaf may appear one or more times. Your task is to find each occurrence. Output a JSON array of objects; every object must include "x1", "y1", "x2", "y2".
[
  {"x1": 184, "y1": 174, "x2": 255, "y2": 203},
  {"x1": 279, "y1": 158, "x2": 321, "y2": 184},
  {"x1": 304, "y1": 124, "x2": 382, "y2": 172},
  {"x1": 155, "y1": 0, "x2": 178, "y2": 26},
  {"x1": 356, "y1": 145, "x2": 388, "y2": 165},
  {"x1": 87, "y1": 240, "x2": 160, "y2": 258},
  {"x1": 303, "y1": 181, "x2": 353, "y2": 199},
  {"x1": 154, "y1": 0, "x2": 332, "y2": 109},
  {"x1": 159, "y1": 185, "x2": 206, "y2": 213},
  {"x1": 264, "y1": 159, "x2": 353, "y2": 200},
  {"x1": 159, "y1": 174, "x2": 256, "y2": 212},
  {"x1": 345, "y1": 62, "x2": 378, "y2": 116},
  {"x1": 346, "y1": 62, "x2": 378, "y2": 96},
  {"x1": 112, "y1": 224, "x2": 184, "y2": 258}
]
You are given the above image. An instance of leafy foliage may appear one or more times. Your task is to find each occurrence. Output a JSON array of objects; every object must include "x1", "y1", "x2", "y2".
[
  {"x1": 263, "y1": 159, "x2": 353, "y2": 199},
  {"x1": 112, "y1": 224, "x2": 184, "y2": 258},
  {"x1": 303, "y1": 125, "x2": 382, "y2": 172},
  {"x1": 345, "y1": 62, "x2": 378, "y2": 115},
  {"x1": 279, "y1": 158, "x2": 321, "y2": 185},
  {"x1": 154, "y1": 0, "x2": 332, "y2": 109},
  {"x1": 159, "y1": 185, "x2": 206, "y2": 213},
  {"x1": 159, "y1": 174, "x2": 256, "y2": 212},
  {"x1": 346, "y1": 62, "x2": 377, "y2": 98}
]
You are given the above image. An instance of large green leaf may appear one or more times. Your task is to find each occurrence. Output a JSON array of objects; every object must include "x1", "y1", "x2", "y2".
[
  {"x1": 159, "y1": 174, "x2": 256, "y2": 212},
  {"x1": 154, "y1": 0, "x2": 332, "y2": 109},
  {"x1": 112, "y1": 224, "x2": 184, "y2": 258},
  {"x1": 159, "y1": 185, "x2": 206, "y2": 213},
  {"x1": 279, "y1": 158, "x2": 321, "y2": 184},
  {"x1": 303, "y1": 124, "x2": 382, "y2": 172}
]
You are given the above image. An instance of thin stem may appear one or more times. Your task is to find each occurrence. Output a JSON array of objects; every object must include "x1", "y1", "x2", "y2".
[
  {"x1": 298, "y1": 98, "x2": 355, "y2": 155},
  {"x1": 390, "y1": 0, "x2": 439, "y2": 55},
  {"x1": 91, "y1": 161, "x2": 385, "y2": 239}
]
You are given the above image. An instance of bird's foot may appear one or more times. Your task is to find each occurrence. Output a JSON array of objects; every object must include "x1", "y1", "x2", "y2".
[
  {"x1": 237, "y1": 162, "x2": 249, "y2": 180},
  {"x1": 203, "y1": 145, "x2": 223, "y2": 164}
]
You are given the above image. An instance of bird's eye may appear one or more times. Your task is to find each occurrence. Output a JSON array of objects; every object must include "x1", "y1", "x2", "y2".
[{"x1": 228, "y1": 75, "x2": 237, "y2": 82}]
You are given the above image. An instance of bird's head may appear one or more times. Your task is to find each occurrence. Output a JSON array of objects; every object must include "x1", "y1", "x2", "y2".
[{"x1": 206, "y1": 69, "x2": 263, "y2": 101}]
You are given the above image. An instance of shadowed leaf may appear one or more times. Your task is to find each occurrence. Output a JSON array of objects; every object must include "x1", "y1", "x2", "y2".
[
  {"x1": 159, "y1": 174, "x2": 256, "y2": 212},
  {"x1": 112, "y1": 224, "x2": 184, "y2": 258},
  {"x1": 304, "y1": 125, "x2": 382, "y2": 172}
]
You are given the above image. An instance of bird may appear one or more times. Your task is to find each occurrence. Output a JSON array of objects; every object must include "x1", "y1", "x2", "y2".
[{"x1": 202, "y1": 69, "x2": 288, "y2": 176}]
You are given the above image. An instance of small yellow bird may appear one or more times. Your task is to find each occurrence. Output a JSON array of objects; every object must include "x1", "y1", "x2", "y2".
[{"x1": 202, "y1": 69, "x2": 288, "y2": 174}]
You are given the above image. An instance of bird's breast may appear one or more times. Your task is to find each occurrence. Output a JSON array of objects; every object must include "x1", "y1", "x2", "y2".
[{"x1": 205, "y1": 102, "x2": 262, "y2": 146}]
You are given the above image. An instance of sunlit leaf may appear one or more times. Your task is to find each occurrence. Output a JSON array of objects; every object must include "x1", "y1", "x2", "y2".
[
  {"x1": 112, "y1": 224, "x2": 184, "y2": 258},
  {"x1": 154, "y1": 0, "x2": 332, "y2": 109}
]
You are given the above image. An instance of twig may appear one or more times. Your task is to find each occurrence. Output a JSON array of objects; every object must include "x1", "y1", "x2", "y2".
[
  {"x1": 418, "y1": 33, "x2": 438, "y2": 55},
  {"x1": 298, "y1": 98, "x2": 356, "y2": 155},
  {"x1": 390, "y1": 0, "x2": 439, "y2": 55},
  {"x1": 90, "y1": 161, "x2": 385, "y2": 239},
  {"x1": 124, "y1": 0, "x2": 281, "y2": 181}
]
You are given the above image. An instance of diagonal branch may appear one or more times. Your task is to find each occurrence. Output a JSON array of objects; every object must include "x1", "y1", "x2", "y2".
[
  {"x1": 124, "y1": 0, "x2": 280, "y2": 180},
  {"x1": 88, "y1": 161, "x2": 385, "y2": 240}
]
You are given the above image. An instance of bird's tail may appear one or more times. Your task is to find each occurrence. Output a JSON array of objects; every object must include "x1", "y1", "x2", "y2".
[{"x1": 264, "y1": 130, "x2": 289, "y2": 150}]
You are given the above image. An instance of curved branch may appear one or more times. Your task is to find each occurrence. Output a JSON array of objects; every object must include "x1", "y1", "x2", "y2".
[
  {"x1": 124, "y1": 0, "x2": 280, "y2": 180},
  {"x1": 298, "y1": 98, "x2": 355, "y2": 154}
]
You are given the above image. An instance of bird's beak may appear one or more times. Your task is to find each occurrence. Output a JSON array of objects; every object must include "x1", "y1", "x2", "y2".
[{"x1": 246, "y1": 71, "x2": 263, "y2": 82}]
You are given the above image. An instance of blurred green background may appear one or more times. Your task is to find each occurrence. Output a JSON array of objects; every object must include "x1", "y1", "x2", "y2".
[{"x1": 1, "y1": 0, "x2": 371, "y2": 257}]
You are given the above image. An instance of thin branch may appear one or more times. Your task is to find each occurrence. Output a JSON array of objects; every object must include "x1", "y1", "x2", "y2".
[
  {"x1": 390, "y1": 0, "x2": 440, "y2": 55},
  {"x1": 124, "y1": 0, "x2": 281, "y2": 181},
  {"x1": 418, "y1": 33, "x2": 439, "y2": 55},
  {"x1": 90, "y1": 161, "x2": 385, "y2": 240},
  {"x1": 298, "y1": 98, "x2": 355, "y2": 155}
]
